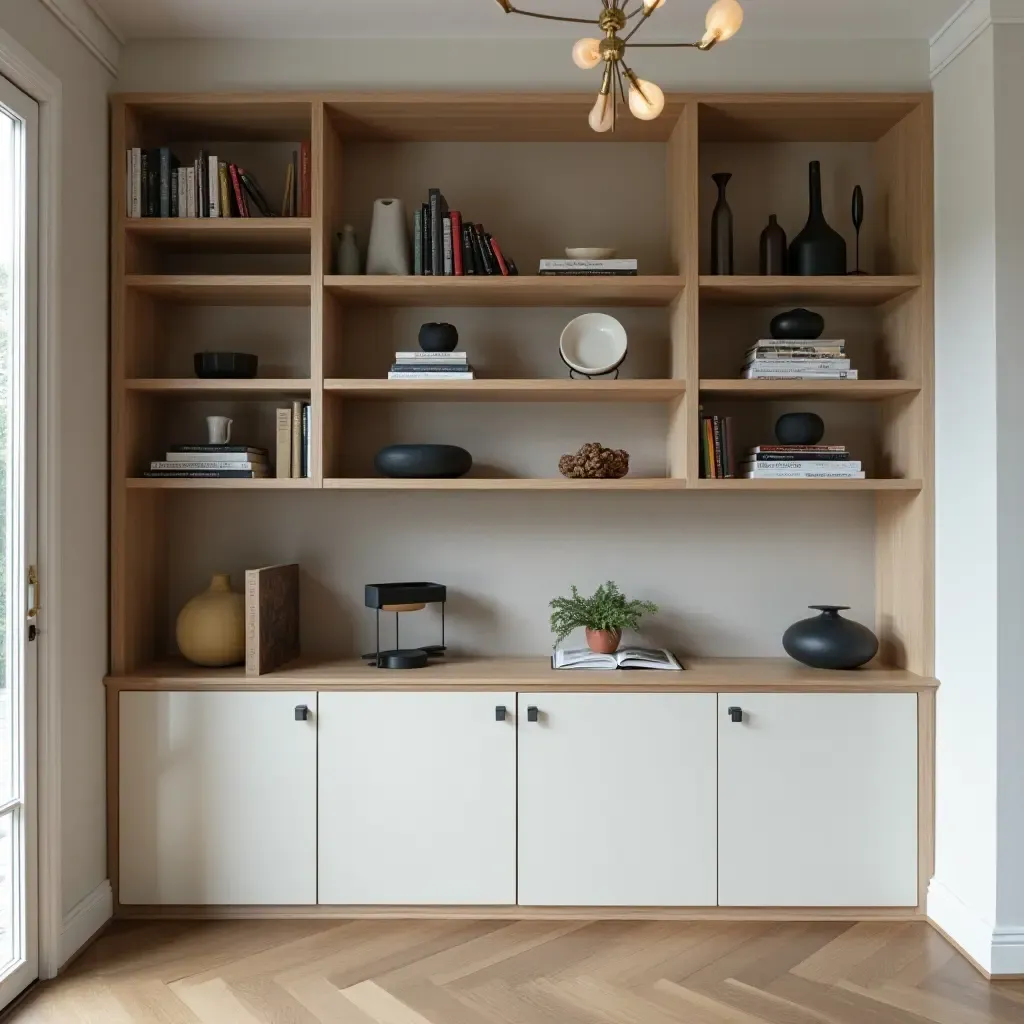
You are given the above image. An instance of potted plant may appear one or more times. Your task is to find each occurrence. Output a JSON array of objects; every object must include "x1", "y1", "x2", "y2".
[{"x1": 549, "y1": 581, "x2": 658, "y2": 654}]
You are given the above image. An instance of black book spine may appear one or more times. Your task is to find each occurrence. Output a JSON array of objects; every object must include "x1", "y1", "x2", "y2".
[
  {"x1": 712, "y1": 416, "x2": 723, "y2": 478},
  {"x1": 507, "y1": 257, "x2": 519, "y2": 276},
  {"x1": 159, "y1": 148, "x2": 171, "y2": 218},
  {"x1": 428, "y1": 188, "x2": 441, "y2": 276},
  {"x1": 140, "y1": 150, "x2": 149, "y2": 216},
  {"x1": 461, "y1": 225, "x2": 476, "y2": 276},
  {"x1": 198, "y1": 150, "x2": 208, "y2": 219},
  {"x1": 472, "y1": 224, "x2": 493, "y2": 275},
  {"x1": 748, "y1": 453, "x2": 854, "y2": 463},
  {"x1": 170, "y1": 168, "x2": 179, "y2": 218}
]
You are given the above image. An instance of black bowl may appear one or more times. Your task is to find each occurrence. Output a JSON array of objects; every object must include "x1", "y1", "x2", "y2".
[
  {"x1": 769, "y1": 308, "x2": 825, "y2": 341},
  {"x1": 194, "y1": 352, "x2": 259, "y2": 379},
  {"x1": 775, "y1": 412, "x2": 825, "y2": 446},
  {"x1": 418, "y1": 323, "x2": 459, "y2": 353},
  {"x1": 374, "y1": 444, "x2": 472, "y2": 479}
]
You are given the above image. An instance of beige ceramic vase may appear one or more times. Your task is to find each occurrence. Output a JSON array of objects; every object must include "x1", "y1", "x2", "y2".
[
  {"x1": 176, "y1": 573, "x2": 245, "y2": 667},
  {"x1": 586, "y1": 628, "x2": 622, "y2": 655}
]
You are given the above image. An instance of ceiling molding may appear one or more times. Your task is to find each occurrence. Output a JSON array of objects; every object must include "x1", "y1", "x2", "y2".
[
  {"x1": 38, "y1": 0, "x2": 121, "y2": 75},
  {"x1": 930, "y1": 0, "x2": 1024, "y2": 77}
]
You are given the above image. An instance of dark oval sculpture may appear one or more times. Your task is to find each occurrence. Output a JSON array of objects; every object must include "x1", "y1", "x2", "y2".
[
  {"x1": 769, "y1": 308, "x2": 824, "y2": 341},
  {"x1": 374, "y1": 444, "x2": 472, "y2": 479},
  {"x1": 194, "y1": 352, "x2": 258, "y2": 379},
  {"x1": 418, "y1": 322, "x2": 459, "y2": 353},
  {"x1": 783, "y1": 605, "x2": 879, "y2": 670},
  {"x1": 775, "y1": 412, "x2": 825, "y2": 446}
]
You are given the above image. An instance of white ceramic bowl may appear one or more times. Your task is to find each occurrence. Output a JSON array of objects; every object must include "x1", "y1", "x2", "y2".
[
  {"x1": 559, "y1": 313, "x2": 628, "y2": 376},
  {"x1": 565, "y1": 247, "x2": 617, "y2": 260}
]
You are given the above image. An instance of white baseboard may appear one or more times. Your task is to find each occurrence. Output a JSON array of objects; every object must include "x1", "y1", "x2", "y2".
[
  {"x1": 928, "y1": 878, "x2": 1024, "y2": 975},
  {"x1": 60, "y1": 879, "x2": 112, "y2": 968}
]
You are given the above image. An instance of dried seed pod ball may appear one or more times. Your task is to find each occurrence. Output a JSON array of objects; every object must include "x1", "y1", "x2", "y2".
[{"x1": 558, "y1": 442, "x2": 630, "y2": 480}]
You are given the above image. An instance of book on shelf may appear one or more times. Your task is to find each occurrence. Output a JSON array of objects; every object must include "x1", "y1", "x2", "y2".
[
  {"x1": 538, "y1": 258, "x2": 638, "y2": 276},
  {"x1": 749, "y1": 338, "x2": 846, "y2": 348},
  {"x1": 291, "y1": 399, "x2": 304, "y2": 480},
  {"x1": 429, "y1": 188, "x2": 445, "y2": 275},
  {"x1": 742, "y1": 470, "x2": 867, "y2": 480},
  {"x1": 390, "y1": 363, "x2": 473, "y2": 372},
  {"x1": 740, "y1": 461, "x2": 863, "y2": 474},
  {"x1": 275, "y1": 406, "x2": 292, "y2": 478},
  {"x1": 442, "y1": 214, "x2": 454, "y2": 275},
  {"x1": 150, "y1": 460, "x2": 268, "y2": 472},
  {"x1": 239, "y1": 169, "x2": 273, "y2": 217},
  {"x1": 394, "y1": 351, "x2": 467, "y2": 362},
  {"x1": 699, "y1": 413, "x2": 735, "y2": 479},
  {"x1": 752, "y1": 445, "x2": 847, "y2": 453},
  {"x1": 303, "y1": 404, "x2": 311, "y2": 479},
  {"x1": 745, "y1": 348, "x2": 846, "y2": 359},
  {"x1": 552, "y1": 647, "x2": 682, "y2": 671},
  {"x1": 143, "y1": 470, "x2": 268, "y2": 479},
  {"x1": 388, "y1": 371, "x2": 475, "y2": 381},
  {"x1": 245, "y1": 563, "x2": 300, "y2": 676},
  {"x1": 408, "y1": 188, "x2": 516, "y2": 276},
  {"x1": 450, "y1": 210, "x2": 464, "y2": 275},
  {"x1": 413, "y1": 209, "x2": 423, "y2": 275},
  {"x1": 744, "y1": 359, "x2": 852, "y2": 372},
  {"x1": 167, "y1": 444, "x2": 268, "y2": 455},
  {"x1": 746, "y1": 452, "x2": 853, "y2": 463},
  {"x1": 299, "y1": 141, "x2": 311, "y2": 218},
  {"x1": 743, "y1": 369, "x2": 859, "y2": 380}
]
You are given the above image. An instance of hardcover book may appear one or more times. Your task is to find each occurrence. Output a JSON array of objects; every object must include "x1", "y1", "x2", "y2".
[
  {"x1": 276, "y1": 407, "x2": 293, "y2": 478},
  {"x1": 245, "y1": 563, "x2": 300, "y2": 676}
]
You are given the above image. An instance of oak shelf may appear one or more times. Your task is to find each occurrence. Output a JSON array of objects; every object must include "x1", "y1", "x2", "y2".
[
  {"x1": 126, "y1": 477, "x2": 317, "y2": 490},
  {"x1": 123, "y1": 217, "x2": 312, "y2": 252},
  {"x1": 125, "y1": 378, "x2": 313, "y2": 396},
  {"x1": 699, "y1": 379, "x2": 921, "y2": 401},
  {"x1": 125, "y1": 275, "x2": 312, "y2": 305},
  {"x1": 691, "y1": 479, "x2": 923, "y2": 493},
  {"x1": 325, "y1": 379, "x2": 686, "y2": 402},
  {"x1": 698, "y1": 275, "x2": 921, "y2": 307},
  {"x1": 323, "y1": 478, "x2": 689, "y2": 492}
]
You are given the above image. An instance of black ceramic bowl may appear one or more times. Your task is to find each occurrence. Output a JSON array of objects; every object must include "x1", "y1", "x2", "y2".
[
  {"x1": 770, "y1": 308, "x2": 825, "y2": 341},
  {"x1": 194, "y1": 352, "x2": 259, "y2": 379},
  {"x1": 775, "y1": 412, "x2": 825, "y2": 446},
  {"x1": 374, "y1": 444, "x2": 472, "y2": 479},
  {"x1": 418, "y1": 323, "x2": 459, "y2": 353}
]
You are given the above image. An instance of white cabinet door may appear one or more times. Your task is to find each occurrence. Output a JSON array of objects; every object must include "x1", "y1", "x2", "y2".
[
  {"x1": 119, "y1": 690, "x2": 317, "y2": 905},
  {"x1": 517, "y1": 692, "x2": 717, "y2": 907},
  {"x1": 718, "y1": 693, "x2": 918, "y2": 907},
  {"x1": 318, "y1": 691, "x2": 517, "y2": 905}
]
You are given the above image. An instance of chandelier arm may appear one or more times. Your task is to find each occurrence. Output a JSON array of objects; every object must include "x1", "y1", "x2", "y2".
[
  {"x1": 626, "y1": 40, "x2": 705, "y2": 48},
  {"x1": 615, "y1": 61, "x2": 628, "y2": 111},
  {"x1": 502, "y1": 4, "x2": 599, "y2": 23},
  {"x1": 620, "y1": 10, "x2": 653, "y2": 42},
  {"x1": 624, "y1": 5, "x2": 646, "y2": 20}
]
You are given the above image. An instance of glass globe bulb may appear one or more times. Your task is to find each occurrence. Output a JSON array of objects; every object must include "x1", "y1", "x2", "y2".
[
  {"x1": 703, "y1": 0, "x2": 743, "y2": 45},
  {"x1": 628, "y1": 78, "x2": 665, "y2": 121},
  {"x1": 643, "y1": 0, "x2": 665, "y2": 11},
  {"x1": 572, "y1": 37, "x2": 602, "y2": 70},
  {"x1": 588, "y1": 91, "x2": 614, "y2": 133}
]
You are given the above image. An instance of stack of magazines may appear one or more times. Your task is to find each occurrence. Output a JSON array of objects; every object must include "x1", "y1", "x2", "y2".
[
  {"x1": 389, "y1": 351, "x2": 474, "y2": 381},
  {"x1": 145, "y1": 446, "x2": 269, "y2": 479},
  {"x1": 538, "y1": 259, "x2": 637, "y2": 276},
  {"x1": 743, "y1": 338, "x2": 855, "y2": 379}
]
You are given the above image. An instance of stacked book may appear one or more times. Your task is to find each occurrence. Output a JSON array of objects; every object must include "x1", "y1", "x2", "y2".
[
  {"x1": 743, "y1": 338, "x2": 856, "y2": 380},
  {"x1": 145, "y1": 446, "x2": 270, "y2": 480},
  {"x1": 125, "y1": 145, "x2": 309, "y2": 218},
  {"x1": 700, "y1": 413, "x2": 735, "y2": 479},
  {"x1": 413, "y1": 188, "x2": 517, "y2": 276},
  {"x1": 538, "y1": 259, "x2": 638, "y2": 277},
  {"x1": 741, "y1": 445, "x2": 865, "y2": 480},
  {"x1": 389, "y1": 352, "x2": 474, "y2": 382},
  {"x1": 275, "y1": 401, "x2": 312, "y2": 478}
]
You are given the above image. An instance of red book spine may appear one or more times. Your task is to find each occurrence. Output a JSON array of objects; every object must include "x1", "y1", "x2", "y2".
[
  {"x1": 299, "y1": 141, "x2": 311, "y2": 217},
  {"x1": 489, "y1": 236, "x2": 510, "y2": 276},
  {"x1": 450, "y1": 211, "x2": 464, "y2": 275},
  {"x1": 228, "y1": 164, "x2": 248, "y2": 218}
]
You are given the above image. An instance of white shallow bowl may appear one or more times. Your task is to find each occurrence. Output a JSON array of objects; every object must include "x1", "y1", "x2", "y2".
[
  {"x1": 565, "y1": 247, "x2": 617, "y2": 260},
  {"x1": 559, "y1": 313, "x2": 628, "y2": 376}
]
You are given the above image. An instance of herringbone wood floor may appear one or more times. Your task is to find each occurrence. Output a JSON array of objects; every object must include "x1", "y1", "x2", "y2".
[{"x1": 9, "y1": 919, "x2": 1024, "y2": 1022}]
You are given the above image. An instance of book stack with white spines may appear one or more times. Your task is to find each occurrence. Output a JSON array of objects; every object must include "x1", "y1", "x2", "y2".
[
  {"x1": 145, "y1": 446, "x2": 269, "y2": 479},
  {"x1": 388, "y1": 351, "x2": 474, "y2": 381},
  {"x1": 538, "y1": 259, "x2": 637, "y2": 277},
  {"x1": 741, "y1": 445, "x2": 865, "y2": 480},
  {"x1": 743, "y1": 338, "x2": 855, "y2": 379}
]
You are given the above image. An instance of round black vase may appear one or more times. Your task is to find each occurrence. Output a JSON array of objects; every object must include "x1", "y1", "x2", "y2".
[
  {"x1": 770, "y1": 308, "x2": 824, "y2": 341},
  {"x1": 374, "y1": 444, "x2": 472, "y2": 479},
  {"x1": 783, "y1": 605, "x2": 879, "y2": 670},
  {"x1": 775, "y1": 412, "x2": 825, "y2": 446},
  {"x1": 759, "y1": 214, "x2": 787, "y2": 275},
  {"x1": 788, "y1": 161, "x2": 847, "y2": 276},
  {"x1": 418, "y1": 322, "x2": 459, "y2": 353},
  {"x1": 709, "y1": 172, "x2": 734, "y2": 275}
]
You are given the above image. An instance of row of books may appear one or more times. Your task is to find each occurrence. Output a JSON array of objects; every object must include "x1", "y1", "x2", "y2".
[
  {"x1": 538, "y1": 259, "x2": 638, "y2": 277},
  {"x1": 388, "y1": 351, "x2": 474, "y2": 381},
  {"x1": 700, "y1": 414, "x2": 735, "y2": 479},
  {"x1": 743, "y1": 338, "x2": 857, "y2": 380},
  {"x1": 125, "y1": 146, "x2": 310, "y2": 219},
  {"x1": 145, "y1": 446, "x2": 271, "y2": 480},
  {"x1": 413, "y1": 189, "x2": 519, "y2": 276},
  {"x1": 741, "y1": 446, "x2": 864, "y2": 480},
  {"x1": 275, "y1": 402, "x2": 313, "y2": 478}
]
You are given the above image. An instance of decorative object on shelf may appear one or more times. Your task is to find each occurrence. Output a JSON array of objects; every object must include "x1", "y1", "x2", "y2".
[
  {"x1": 245, "y1": 563, "x2": 300, "y2": 676},
  {"x1": 418, "y1": 322, "x2": 459, "y2": 353},
  {"x1": 565, "y1": 247, "x2": 616, "y2": 260},
  {"x1": 363, "y1": 582, "x2": 447, "y2": 669},
  {"x1": 206, "y1": 415, "x2": 232, "y2": 446},
  {"x1": 709, "y1": 172, "x2": 734, "y2": 275},
  {"x1": 335, "y1": 224, "x2": 361, "y2": 275},
  {"x1": 789, "y1": 160, "x2": 847, "y2": 276},
  {"x1": 176, "y1": 573, "x2": 246, "y2": 667},
  {"x1": 494, "y1": 0, "x2": 743, "y2": 132},
  {"x1": 550, "y1": 581, "x2": 658, "y2": 654},
  {"x1": 783, "y1": 605, "x2": 879, "y2": 670},
  {"x1": 558, "y1": 442, "x2": 630, "y2": 479},
  {"x1": 559, "y1": 313, "x2": 628, "y2": 379},
  {"x1": 366, "y1": 198, "x2": 411, "y2": 275},
  {"x1": 374, "y1": 444, "x2": 473, "y2": 479},
  {"x1": 849, "y1": 185, "x2": 866, "y2": 275},
  {"x1": 775, "y1": 412, "x2": 825, "y2": 446},
  {"x1": 770, "y1": 308, "x2": 825, "y2": 340},
  {"x1": 194, "y1": 352, "x2": 258, "y2": 379},
  {"x1": 759, "y1": 214, "x2": 787, "y2": 275}
]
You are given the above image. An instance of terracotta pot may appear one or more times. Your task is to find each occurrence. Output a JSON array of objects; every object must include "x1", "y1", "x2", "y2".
[
  {"x1": 176, "y1": 573, "x2": 245, "y2": 667},
  {"x1": 586, "y1": 628, "x2": 622, "y2": 655}
]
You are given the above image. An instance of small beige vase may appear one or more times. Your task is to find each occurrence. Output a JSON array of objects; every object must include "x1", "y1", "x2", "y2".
[{"x1": 176, "y1": 573, "x2": 245, "y2": 667}]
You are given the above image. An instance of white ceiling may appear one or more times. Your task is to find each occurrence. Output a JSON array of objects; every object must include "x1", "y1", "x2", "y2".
[{"x1": 90, "y1": 0, "x2": 965, "y2": 43}]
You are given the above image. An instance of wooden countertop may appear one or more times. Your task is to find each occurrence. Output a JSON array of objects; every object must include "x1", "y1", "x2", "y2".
[{"x1": 105, "y1": 657, "x2": 937, "y2": 693}]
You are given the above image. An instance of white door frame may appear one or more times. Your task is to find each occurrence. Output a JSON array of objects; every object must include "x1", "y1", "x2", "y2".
[{"x1": 0, "y1": 25, "x2": 64, "y2": 983}]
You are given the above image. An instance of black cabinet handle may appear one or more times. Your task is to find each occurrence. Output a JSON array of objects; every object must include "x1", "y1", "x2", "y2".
[
  {"x1": 527, "y1": 706, "x2": 539, "y2": 723},
  {"x1": 495, "y1": 705, "x2": 507, "y2": 722},
  {"x1": 728, "y1": 706, "x2": 743, "y2": 723},
  {"x1": 295, "y1": 705, "x2": 311, "y2": 722}
]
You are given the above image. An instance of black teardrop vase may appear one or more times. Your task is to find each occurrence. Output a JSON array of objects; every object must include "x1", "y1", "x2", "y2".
[
  {"x1": 709, "y1": 172, "x2": 734, "y2": 275},
  {"x1": 789, "y1": 161, "x2": 847, "y2": 276},
  {"x1": 783, "y1": 605, "x2": 879, "y2": 670},
  {"x1": 759, "y1": 214, "x2": 787, "y2": 275}
]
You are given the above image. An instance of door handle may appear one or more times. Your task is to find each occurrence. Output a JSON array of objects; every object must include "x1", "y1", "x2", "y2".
[
  {"x1": 294, "y1": 705, "x2": 311, "y2": 722},
  {"x1": 527, "y1": 706, "x2": 539, "y2": 723},
  {"x1": 495, "y1": 705, "x2": 507, "y2": 722},
  {"x1": 728, "y1": 706, "x2": 743, "y2": 723}
]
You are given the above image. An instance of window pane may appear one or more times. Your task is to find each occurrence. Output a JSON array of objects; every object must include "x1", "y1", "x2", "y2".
[
  {"x1": 0, "y1": 811, "x2": 12, "y2": 969},
  {"x1": 0, "y1": 108, "x2": 12, "y2": 807}
]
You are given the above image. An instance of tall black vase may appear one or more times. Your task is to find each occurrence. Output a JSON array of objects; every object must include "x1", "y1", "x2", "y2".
[
  {"x1": 759, "y1": 214, "x2": 787, "y2": 275},
  {"x1": 789, "y1": 161, "x2": 847, "y2": 276},
  {"x1": 710, "y1": 172, "x2": 734, "y2": 275}
]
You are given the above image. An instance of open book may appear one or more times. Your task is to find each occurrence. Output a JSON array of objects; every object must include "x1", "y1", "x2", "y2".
[{"x1": 552, "y1": 647, "x2": 683, "y2": 671}]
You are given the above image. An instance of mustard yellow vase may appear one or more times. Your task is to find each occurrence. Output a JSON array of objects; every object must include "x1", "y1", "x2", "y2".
[{"x1": 176, "y1": 573, "x2": 245, "y2": 667}]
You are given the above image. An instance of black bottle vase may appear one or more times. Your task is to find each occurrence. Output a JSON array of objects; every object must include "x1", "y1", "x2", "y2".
[
  {"x1": 789, "y1": 161, "x2": 847, "y2": 276},
  {"x1": 710, "y1": 172, "x2": 734, "y2": 275},
  {"x1": 759, "y1": 214, "x2": 787, "y2": 275},
  {"x1": 783, "y1": 605, "x2": 879, "y2": 670}
]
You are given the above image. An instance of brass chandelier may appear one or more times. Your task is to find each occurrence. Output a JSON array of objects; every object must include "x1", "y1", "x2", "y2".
[{"x1": 494, "y1": 0, "x2": 744, "y2": 131}]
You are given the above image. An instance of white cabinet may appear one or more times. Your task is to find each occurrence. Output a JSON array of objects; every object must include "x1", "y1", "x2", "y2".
[
  {"x1": 717, "y1": 693, "x2": 918, "y2": 907},
  {"x1": 119, "y1": 690, "x2": 318, "y2": 905},
  {"x1": 517, "y1": 692, "x2": 718, "y2": 907},
  {"x1": 317, "y1": 691, "x2": 517, "y2": 905}
]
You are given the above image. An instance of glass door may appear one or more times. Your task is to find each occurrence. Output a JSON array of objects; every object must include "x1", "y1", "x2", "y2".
[{"x1": 0, "y1": 74, "x2": 38, "y2": 1009}]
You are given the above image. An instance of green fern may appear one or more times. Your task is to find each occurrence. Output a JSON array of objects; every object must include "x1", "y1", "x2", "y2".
[{"x1": 549, "y1": 581, "x2": 658, "y2": 648}]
